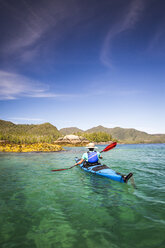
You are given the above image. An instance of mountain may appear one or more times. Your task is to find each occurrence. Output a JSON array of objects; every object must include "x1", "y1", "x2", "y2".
[
  {"x1": 60, "y1": 127, "x2": 84, "y2": 135},
  {"x1": 0, "y1": 119, "x2": 16, "y2": 130},
  {"x1": 0, "y1": 120, "x2": 60, "y2": 143},
  {"x1": 86, "y1": 126, "x2": 150, "y2": 140},
  {"x1": 0, "y1": 120, "x2": 59, "y2": 135},
  {"x1": 86, "y1": 125, "x2": 110, "y2": 133},
  {"x1": 59, "y1": 125, "x2": 165, "y2": 143},
  {"x1": 1, "y1": 119, "x2": 165, "y2": 144},
  {"x1": 26, "y1": 122, "x2": 59, "y2": 136}
]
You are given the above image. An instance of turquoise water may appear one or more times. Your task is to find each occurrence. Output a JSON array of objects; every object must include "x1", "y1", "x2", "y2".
[{"x1": 0, "y1": 144, "x2": 165, "y2": 248}]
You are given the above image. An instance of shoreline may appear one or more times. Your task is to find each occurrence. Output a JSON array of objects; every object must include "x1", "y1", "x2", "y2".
[
  {"x1": 0, "y1": 142, "x2": 164, "y2": 153},
  {"x1": 0, "y1": 143, "x2": 64, "y2": 153}
]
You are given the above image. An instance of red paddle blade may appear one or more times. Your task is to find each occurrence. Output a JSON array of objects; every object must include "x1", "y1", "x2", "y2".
[{"x1": 101, "y1": 142, "x2": 117, "y2": 152}]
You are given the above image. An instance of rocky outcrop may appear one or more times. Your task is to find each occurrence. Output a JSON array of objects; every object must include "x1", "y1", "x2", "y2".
[
  {"x1": 54, "y1": 135, "x2": 89, "y2": 146},
  {"x1": 0, "y1": 143, "x2": 63, "y2": 152}
]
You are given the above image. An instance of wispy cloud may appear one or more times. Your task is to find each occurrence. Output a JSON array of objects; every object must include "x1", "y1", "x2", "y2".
[
  {"x1": 0, "y1": 0, "x2": 81, "y2": 61},
  {"x1": 1, "y1": 1, "x2": 47, "y2": 55},
  {"x1": 0, "y1": 70, "x2": 105, "y2": 100},
  {"x1": 101, "y1": 0, "x2": 145, "y2": 68},
  {"x1": 147, "y1": 26, "x2": 165, "y2": 52},
  {"x1": 0, "y1": 70, "x2": 65, "y2": 100}
]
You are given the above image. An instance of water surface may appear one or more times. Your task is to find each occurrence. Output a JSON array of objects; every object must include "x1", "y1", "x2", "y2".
[{"x1": 0, "y1": 144, "x2": 165, "y2": 248}]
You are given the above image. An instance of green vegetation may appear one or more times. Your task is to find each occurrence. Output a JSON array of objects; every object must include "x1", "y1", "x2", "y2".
[
  {"x1": 74, "y1": 131, "x2": 115, "y2": 143},
  {"x1": 1, "y1": 119, "x2": 165, "y2": 145},
  {"x1": 60, "y1": 127, "x2": 84, "y2": 135},
  {"x1": 62, "y1": 125, "x2": 165, "y2": 143},
  {"x1": 0, "y1": 120, "x2": 60, "y2": 144},
  {"x1": 86, "y1": 126, "x2": 165, "y2": 143}
]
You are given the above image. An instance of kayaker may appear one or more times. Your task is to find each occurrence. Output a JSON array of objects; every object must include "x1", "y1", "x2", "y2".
[{"x1": 74, "y1": 142, "x2": 102, "y2": 167}]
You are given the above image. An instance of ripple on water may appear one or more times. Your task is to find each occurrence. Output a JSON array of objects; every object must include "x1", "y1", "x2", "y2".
[{"x1": 0, "y1": 144, "x2": 165, "y2": 248}]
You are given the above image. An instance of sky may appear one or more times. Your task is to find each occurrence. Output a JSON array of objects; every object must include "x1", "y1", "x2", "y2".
[{"x1": 0, "y1": 0, "x2": 165, "y2": 134}]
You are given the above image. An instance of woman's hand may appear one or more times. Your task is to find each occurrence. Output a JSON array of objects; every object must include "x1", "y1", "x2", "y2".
[{"x1": 75, "y1": 158, "x2": 84, "y2": 165}]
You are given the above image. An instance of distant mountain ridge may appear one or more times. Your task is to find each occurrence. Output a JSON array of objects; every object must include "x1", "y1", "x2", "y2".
[
  {"x1": 60, "y1": 125, "x2": 165, "y2": 143},
  {"x1": 0, "y1": 119, "x2": 165, "y2": 143},
  {"x1": 60, "y1": 127, "x2": 83, "y2": 135}
]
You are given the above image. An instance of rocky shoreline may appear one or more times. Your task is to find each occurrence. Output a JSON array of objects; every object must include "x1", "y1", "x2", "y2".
[{"x1": 0, "y1": 143, "x2": 64, "y2": 152}]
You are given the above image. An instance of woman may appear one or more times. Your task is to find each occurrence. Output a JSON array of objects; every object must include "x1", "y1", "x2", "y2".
[{"x1": 74, "y1": 142, "x2": 102, "y2": 167}]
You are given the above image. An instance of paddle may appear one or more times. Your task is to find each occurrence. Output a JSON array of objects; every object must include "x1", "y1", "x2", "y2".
[
  {"x1": 51, "y1": 165, "x2": 76, "y2": 172},
  {"x1": 51, "y1": 142, "x2": 117, "y2": 172},
  {"x1": 100, "y1": 141, "x2": 117, "y2": 153}
]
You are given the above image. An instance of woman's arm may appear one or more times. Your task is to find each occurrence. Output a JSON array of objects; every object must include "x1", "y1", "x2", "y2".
[{"x1": 75, "y1": 158, "x2": 84, "y2": 166}]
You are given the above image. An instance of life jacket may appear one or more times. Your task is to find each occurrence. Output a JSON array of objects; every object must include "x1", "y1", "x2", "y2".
[{"x1": 87, "y1": 151, "x2": 98, "y2": 163}]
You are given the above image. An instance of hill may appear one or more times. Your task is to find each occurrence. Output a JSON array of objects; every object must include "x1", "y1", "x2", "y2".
[
  {"x1": 86, "y1": 125, "x2": 110, "y2": 133},
  {"x1": 0, "y1": 120, "x2": 60, "y2": 144},
  {"x1": 60, "y1": 125, "x2": 165, "y2": 143},
  {"x1": 87, "y1": 126, "x2": 165, "y2": 143},
  {"x1": 86, "y1": 126, "x2": 150, "y2": 141},
  {"x1": 60, "y1": 127, "x2": 84, "y2": 135},
  {"x1": 1, "y1": 119, "x2": 165, "y2": 144}
]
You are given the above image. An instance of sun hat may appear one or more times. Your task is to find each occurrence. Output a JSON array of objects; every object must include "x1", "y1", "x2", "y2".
[{"x1": 86, "y1": 142, "x2": 98, "y2": 149}]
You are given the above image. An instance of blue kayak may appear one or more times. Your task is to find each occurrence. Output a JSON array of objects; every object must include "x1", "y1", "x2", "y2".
[{"x1": 75, "y1": 158, "x2": 133, "y2": 183}]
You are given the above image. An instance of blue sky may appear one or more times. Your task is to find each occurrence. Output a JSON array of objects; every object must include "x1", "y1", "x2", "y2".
[{"x1": 0, "y1": 0, "x2": 165, "y2": 133}]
